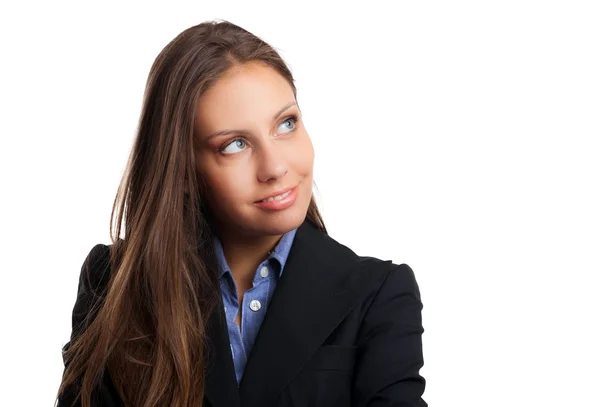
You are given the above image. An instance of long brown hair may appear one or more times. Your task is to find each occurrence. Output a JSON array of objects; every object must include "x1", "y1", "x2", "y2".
[{"x1": 56, "y1": 19, "x2": 326, "y2": 407}]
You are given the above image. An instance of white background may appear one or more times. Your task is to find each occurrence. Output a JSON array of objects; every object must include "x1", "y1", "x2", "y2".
[{"x1": 1, "y1": 1, "x2": 598, "y2": 406}]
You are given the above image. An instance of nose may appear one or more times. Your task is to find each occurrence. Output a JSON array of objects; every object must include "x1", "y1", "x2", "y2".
[{"x1": 256, "y1": 139, "x2": 287, "y2": 183}]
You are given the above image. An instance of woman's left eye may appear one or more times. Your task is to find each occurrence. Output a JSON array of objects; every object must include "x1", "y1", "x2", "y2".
[{"x1": 278, "y1": 115, "x2": 299, "y2": 133}]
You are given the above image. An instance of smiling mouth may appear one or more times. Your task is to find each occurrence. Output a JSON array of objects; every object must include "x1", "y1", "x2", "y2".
[{"x1": 258, "y1": 188, "x2": 293, "y2": 203}]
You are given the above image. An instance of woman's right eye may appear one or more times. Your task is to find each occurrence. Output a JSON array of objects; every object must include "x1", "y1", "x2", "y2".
[{"x1": 220, "y1": 138, "x2": 247, "y2": 155}]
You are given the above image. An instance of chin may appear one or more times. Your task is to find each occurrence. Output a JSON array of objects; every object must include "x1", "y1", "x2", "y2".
[
  {"x1": 241, "y1": 198, "x2": 308, "y2": 236},
  {"x1": 277, "y1": 212, "x2": 307, "y2": 233},
  {"x1": 252, "y1": 209, "x2": 307, "y2": 236}
]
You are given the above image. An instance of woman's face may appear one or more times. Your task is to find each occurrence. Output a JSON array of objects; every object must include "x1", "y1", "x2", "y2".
[{"x1": 193, "y1": 62, "x2": 314, "y2": 237}]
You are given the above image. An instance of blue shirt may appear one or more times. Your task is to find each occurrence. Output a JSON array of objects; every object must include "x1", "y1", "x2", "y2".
[{"x1": 213, "y1": 227, "x2": 298, "y2": 385}]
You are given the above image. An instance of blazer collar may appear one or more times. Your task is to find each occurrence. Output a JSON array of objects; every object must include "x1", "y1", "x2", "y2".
[{"x1": 204, "y1": 218, "x2": 387, "y2": 407}]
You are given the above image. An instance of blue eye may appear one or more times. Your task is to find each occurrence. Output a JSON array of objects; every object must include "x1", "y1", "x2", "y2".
[
  {"x1": 279, "y1": 115, "x2": 299, "y2": 132},
  {"x1": 220, "y1": 138, "x2": 247, "y2": 154}
]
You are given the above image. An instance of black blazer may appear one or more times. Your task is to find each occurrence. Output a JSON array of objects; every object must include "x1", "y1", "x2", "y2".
[{"x1": 58, "y1": 219, "x2": 427, "y2": 407}]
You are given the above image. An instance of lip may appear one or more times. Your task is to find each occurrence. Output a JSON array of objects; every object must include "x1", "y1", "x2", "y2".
[
  {"x1": 255, "y1": 185, "x2": 297, "y2": 203},
  {"x1": 254, "y1": 184, "x2": 299, "y2": 211}
]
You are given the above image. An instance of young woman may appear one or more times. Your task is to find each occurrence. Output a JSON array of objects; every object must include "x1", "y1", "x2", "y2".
[{"x1": 56, "y1": 19, "x2": 427, "y2": 407}]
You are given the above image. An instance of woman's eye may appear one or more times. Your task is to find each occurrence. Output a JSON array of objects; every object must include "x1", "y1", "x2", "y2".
[
  {"x1": 278, "y1": 115, "x2": 298, "y2": 133},
  {"x1": 220, "y1": 138, "x2": 247, "y2": 154}
]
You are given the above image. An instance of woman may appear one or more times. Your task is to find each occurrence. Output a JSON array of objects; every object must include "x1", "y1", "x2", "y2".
[{"x1": 56, "y1": 19, "x2": 427, "y2": 407}]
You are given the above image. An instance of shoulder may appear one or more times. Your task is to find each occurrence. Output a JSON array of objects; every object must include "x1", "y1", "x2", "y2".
[
  {"x1": 319, "y1": 230, "x2": 420, "y2": 300},
  {"x1": 77, "y1": 243, "x2": 113, "y2": 296},
  {"x1": 354, "y1": 256, "x2": 421, "y2": 307},
  {"x1": 70, "y1": 243, "x2": 114, "y2": 338},
  {"x1": 324, "y1": 228, "x2": 416, "y2": 276}
]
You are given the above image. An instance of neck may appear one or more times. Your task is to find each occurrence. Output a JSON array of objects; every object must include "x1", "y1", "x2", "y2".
[{"x1": 215, "y1": 224, "x2": 284, "y2": 284}]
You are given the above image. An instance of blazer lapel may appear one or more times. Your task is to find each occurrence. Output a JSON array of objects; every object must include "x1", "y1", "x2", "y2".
[{"x1": 238, "y1": 219, "x2": 389, "y2": 407}]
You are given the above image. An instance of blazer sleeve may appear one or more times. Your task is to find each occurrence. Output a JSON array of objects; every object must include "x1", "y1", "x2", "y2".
[
  {"x1": 57, "y1": 243, "x2": 124, "y2": 407},
  {"x1": 352, "y1": 263, "x2": 427, "y2": 407}
]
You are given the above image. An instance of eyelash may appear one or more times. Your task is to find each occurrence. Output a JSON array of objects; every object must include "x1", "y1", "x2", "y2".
[{"x1": 218, "y1": 114, "x2": 300, "y2": 153}]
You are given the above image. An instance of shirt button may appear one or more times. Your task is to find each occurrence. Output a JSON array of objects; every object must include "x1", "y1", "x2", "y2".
[
  {"x1": 249, "y1": 300, "x2": 261, "y2": 312},
  {"x1": 260, "y1": 266, "x2": 269, "y2": 278}
]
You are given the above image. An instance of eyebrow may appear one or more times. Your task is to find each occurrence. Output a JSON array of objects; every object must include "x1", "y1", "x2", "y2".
[{"x1": 204, "y1": 101, "x2": 298, "y2": 141}]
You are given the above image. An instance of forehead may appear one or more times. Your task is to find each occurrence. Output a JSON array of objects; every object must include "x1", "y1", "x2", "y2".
[{"x1": 195, "y1": 62, "x2": 295, "y2": 136}]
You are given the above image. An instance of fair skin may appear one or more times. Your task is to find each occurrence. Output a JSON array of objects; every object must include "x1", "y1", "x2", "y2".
[{"x1": 193, "y1": 61, "x2": 315, "y2": 328}]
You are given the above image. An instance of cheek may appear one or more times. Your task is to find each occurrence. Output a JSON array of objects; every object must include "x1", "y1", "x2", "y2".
[
  {"x1": 295, "y1": 137, "x2": 314, "y2": 204},
  {"x1": 290, "y1": 134, "x2": 314, "y2": 175},
  {"x1": 199, "y1": 165, "x2": 250, "y2": 208}
]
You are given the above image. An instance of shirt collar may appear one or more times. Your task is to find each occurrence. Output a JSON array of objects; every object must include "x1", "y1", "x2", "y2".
[{"x1": 212, "y1": 227, "x2": 298, "y2": 279}]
